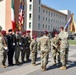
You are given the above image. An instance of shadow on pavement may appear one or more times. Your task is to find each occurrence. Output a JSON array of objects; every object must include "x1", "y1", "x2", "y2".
[
  {"x1": 67, "y1": 61, "x2": 76, "y2": 69},
  {"x1": 47, "y1": 64, "x2": 59, "y2": 71}
]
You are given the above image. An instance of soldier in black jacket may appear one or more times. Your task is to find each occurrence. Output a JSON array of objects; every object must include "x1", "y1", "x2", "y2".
[{"x1": 7, "y1": 29, "x2": 15, "y2": 66}]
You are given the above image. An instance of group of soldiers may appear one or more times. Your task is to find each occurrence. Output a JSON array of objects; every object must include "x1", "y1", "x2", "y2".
[
  {"x1": 0, "y1": 26, "x2": 69, "y2": 71},
  {"x1": 0, "y1": 29, "x2": 31, "y2": 68}
]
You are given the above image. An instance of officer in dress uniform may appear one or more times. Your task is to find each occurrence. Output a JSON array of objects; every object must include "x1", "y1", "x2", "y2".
[{"x1": 7, "y1": 29, "x2": 14, "y2": 66}]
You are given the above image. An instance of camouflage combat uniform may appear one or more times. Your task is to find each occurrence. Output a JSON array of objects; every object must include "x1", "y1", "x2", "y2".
[
  {"x1": 38, "y1": 35, "x2": 50, "y2": 70},
  {"x1": 51, "y1": 36, "x2": 60, "y2": 65},
  {"x1": 0, "y1": 33, "x2": 6, "y2": 68},
  {"x1": 58, "y1": 30, "x2": 69, "y2": 69},
  {"x1": 30, "y1": 39, "x2": 37, "y2": 65}
]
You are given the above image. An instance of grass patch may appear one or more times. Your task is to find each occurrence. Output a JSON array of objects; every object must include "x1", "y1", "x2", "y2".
[{"x1": 68, "y1": 40, "x2": 76, "y2": 45}]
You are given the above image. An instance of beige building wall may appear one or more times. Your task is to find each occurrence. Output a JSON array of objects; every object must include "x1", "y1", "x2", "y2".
[
  {"x1": 24, "y1": 0, "x2": 71, "y2": 36},
  {"x1": 0, "y1": 0, "x2": 20, "y2": 32},
  {"x1": 5, "y1": 0, "x2": 11, "y2": 32},
  {"x1": 0, "y1": 0, "x2": 6, "y2": 30}
]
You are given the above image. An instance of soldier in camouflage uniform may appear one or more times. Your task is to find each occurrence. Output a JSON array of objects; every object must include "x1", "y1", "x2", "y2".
[
  {"x1": 51, "y1": 32, "x2": 60, "y2": 66},
  {"x1": 30, "y1": 36, "x2": 37, "y2": 66},
  {"x1": 38, "y1": 31, "x2": 50, "y2": 71},
  {"x1": 0, "y1": 30, "x2": 7, "y2": 68},
  {"x1": 58, "y1": 27, "x2": 69, "y2": 70},
  {"x1": 1, "y1": 30, "x2": 8, "y2": 68}
]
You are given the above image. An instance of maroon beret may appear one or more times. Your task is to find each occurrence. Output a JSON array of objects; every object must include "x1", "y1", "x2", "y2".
[
  {"x1": 1, "y1": 30, "x2": 6, "y2": 35},
  {"x1": 33, "y1": 35, "x2": 37, "y2": 39},
  {"x1": 44, "y1": 30, "x2": 48, "y2": 35},
  {"x1": 26, "y1": 30, "x2": 30, "y2": 33}
]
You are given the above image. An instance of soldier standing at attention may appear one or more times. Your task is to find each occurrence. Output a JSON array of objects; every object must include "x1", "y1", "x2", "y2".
[
  {"x1": 14, "y1": 30, "x2": 21, "y2": 65},
  {"x1": 30, "y1": 36, "x2": 37, "y2": 66},
  {"x1": 51, "y1": 32, "x2": 61, "y2": 66},
  {"x1": 25, "y1": 30, "x2": 31, "y2": 62},
  {"x1": 0, "y1": 30, "x2": 7, "y2": 68},
  {"x1": 1, "y1": 30, "x2": 8, "y2": 68},
  {"x1": 58, "y1": 27, "x2": 69, "y2": 70},
  {"x1": 38, "y1": 31, "x2": 51, "y2": 71},
  {"x1": 7, "y1": 29, "x2": 14, "y2": 66},
  {"x1": 20, "y1": 31, "x2": 26, "y2": 63}
]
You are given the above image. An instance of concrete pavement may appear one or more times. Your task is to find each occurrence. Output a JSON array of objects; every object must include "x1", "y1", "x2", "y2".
[{"x1": 0, "y1": 46, "x2": 76, "y2": 75}]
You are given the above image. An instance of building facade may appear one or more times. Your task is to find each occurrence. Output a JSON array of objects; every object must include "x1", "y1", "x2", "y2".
[
  {"x1": 24, "y1": 0, "x2": 71, "y2": 36},
  {"x1": 0, "y1": 0, "x2": 71, "y2": 36}
]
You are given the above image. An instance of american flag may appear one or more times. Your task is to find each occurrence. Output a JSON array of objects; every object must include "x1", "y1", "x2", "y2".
[{"x1": 18, "y1": 1, "x2": 24, "y2": 25}]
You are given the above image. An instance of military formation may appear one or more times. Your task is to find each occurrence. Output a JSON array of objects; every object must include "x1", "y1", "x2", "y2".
[{"x1": 0, "y1": 26, "x2": 69, "y2": 71}]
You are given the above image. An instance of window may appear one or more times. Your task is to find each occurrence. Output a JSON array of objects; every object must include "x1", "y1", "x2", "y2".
[
  {"x1": 48, "y1": 25, "x2": 50, "y2": 30},
  {"x1": 48, "y1": 19, "x2": 50, "y2": 23},
  {"x1": 39, "y1": 7, "x2": 40, "y2": 13},
  {"x1": 38, "y1": 23, "x2": 40, "y2": 30},
  {"x1": 43, "y1": 24, "x2": 44, "y2": 28},
  {"x1": 29, "y1": 14, "x2": 31, "y2": 20},
  {"x1": 49, "y1": 12, "x2": 50, "y2": 16},
  {"x1": 29, "y1": 22, "x2": 31, "y2": 29},
  {"x1": 51, "y1": 12, "x2": 53, "y2": 16},
  {"x1": 38, "y1": 15, "x2": 40, "y2": 21},
  {"x1": 46, "y1": 18, "x2": 47, "y2": 21},
  {"x1": 46, "y1": 25, "x2": 47, "y2": 28},
  {"x1": 43, "y1": 17, "x2": 44, "y2": 20},
  {"x1": 30, "y1": 0, "x2": 32, "y2": 2},
  {"x1": 46, "y1": 10, "x2": 47, "y2": 14},
  {"x1": 39, "y1": 0, "x2": 41, "y2": 4},
  {"x1": 43, "y1": 9, "x2": 45, "y2": 13},
  {"x1": 54, "y1": 13, "x2": 55, "y2": 16},
  {"x1": 29, "y1": 5, "x2": 32, "y2": 11}
]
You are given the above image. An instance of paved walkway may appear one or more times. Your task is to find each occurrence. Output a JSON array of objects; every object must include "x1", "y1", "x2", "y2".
[{"x1": 0, "y1": 47, "x2": 76, "y2": 75}]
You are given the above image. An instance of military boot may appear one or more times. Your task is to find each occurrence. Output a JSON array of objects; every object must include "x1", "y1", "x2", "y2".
[
  {"x1": 41, "y1": 65, "x2": 46, "y2": 71},
  {"x1": 0, "y1": 64, "x2": 7, "y2": 68},
  {"x1": 32, "y1": 63, "x2": 37, "y2": 66},
  {"x1": 52, "y1": 61, "x2": 56, "y2": 66},
  {"x1": 15, "y1": 61, "x2": 21, "y2": 65},
  {"x1": 59, "y1": 66, "x2": 66, "y2": 70}
]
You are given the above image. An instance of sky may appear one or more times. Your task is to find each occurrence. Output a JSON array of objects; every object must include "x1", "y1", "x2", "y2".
[{"x1": 41, "y1": 0, "x2": 76, "y2": 21}]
